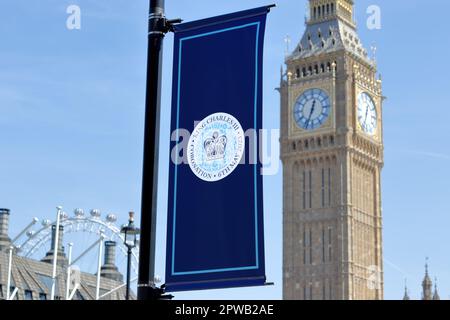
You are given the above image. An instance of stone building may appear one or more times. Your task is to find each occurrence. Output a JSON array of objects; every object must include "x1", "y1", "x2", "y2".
[
  {"x1": 0, "y1": 208, "x2": 132, "y2": 300},
  {"x1": 280, "y1": 0, "x2": 384, "y2": 299}
]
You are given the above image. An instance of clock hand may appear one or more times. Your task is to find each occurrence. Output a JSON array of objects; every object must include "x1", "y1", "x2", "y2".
[
  {"x1": 305, "y1": 100, "x2": 316, "y2": 129},
  {"x1": 364, "y1": 104, "x2": 369, "y2": 127}
]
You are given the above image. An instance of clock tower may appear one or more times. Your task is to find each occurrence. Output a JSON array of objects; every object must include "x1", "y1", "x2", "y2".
[{"x1": 280, "y1": 0, "x2": 384, "y2": 300}]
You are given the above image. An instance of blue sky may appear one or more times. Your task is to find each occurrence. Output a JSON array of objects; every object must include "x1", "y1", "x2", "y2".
[{"x1": 1, "y1": 0, "x2": 450, "y2": 300}]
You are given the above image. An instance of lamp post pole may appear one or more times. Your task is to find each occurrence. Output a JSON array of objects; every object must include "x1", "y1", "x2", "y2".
[
  {"x1": 137, "y1": 0, "x2": 167, "y2": 301},
  {"x1": 122, "y1": 212, "x2": 140, "y2": 301},
  {"x1": 138, "y1": 0, "x2": 180, "y2": 300},
  {"x1": 126, "y1": 246, "x2": 132, "y2": 300}
]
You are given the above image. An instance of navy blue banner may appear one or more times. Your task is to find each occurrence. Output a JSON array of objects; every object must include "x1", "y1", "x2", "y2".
[{"x1": 165, "y1": 6, "x2": 270, "y2": 292}]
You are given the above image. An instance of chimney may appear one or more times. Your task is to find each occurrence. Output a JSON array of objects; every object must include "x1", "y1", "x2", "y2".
[
  {"x1": 42, "y1": 224, "x2": 67, "y2": 266},
  {"x1": 100, "y1": 241, "x2": 123, "y2": 282},
  {"x1": 0, "y1": 208, "x2": 12, "y2": 251}
]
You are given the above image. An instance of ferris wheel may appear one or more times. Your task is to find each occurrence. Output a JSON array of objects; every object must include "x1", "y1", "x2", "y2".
[{"x1": 12, "y1": 207, "x2": 140, "y2": 290}]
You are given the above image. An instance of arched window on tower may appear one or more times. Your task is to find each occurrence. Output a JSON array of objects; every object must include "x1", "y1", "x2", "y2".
[
  {"x1": 321, "y1": 64, "x2": 325, "y2": 73},
  {"x1": 318, "y1": 6, "x2": 321, "y2": 17},
  {"x1": 313, "y1": 7, "x2": 317, "y2": 19},
  {"x1": 327, "y1": 4, "x2": 330, "y2": 15},
  {"x1": 302, "y1": 67, "x2": 307, "y2": 77},
  {"x1": 331, "y1": 3, "x2": 334, "y2": 14},
  {"x1": 308, "y1": 66, "x2": 313, "y2": 75},
  {"x1": 314, "y1": 65, "x2": 319, "y2": 74}
]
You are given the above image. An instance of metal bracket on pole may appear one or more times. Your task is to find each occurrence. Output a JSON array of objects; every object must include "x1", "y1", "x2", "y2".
[{"x1": 165, "y1": 18, "x2": 183, "y2": 32}]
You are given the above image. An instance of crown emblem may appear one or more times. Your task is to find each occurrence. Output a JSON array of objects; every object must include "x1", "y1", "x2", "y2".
[{"x1": 204, "y1": 131, "x2": 227, "y2": 161}]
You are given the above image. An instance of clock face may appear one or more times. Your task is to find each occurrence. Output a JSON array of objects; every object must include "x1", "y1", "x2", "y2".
[
  {"x1": 293, "y1": 88, "x2": 331, "y2": 130},
  {"x1": 357, "y1": 92, "x2": 377, "y2": 135}
]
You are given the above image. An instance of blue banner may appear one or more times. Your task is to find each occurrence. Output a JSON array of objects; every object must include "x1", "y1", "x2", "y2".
[{"x1": 165, "y1": 6, "x2": 270, "y2": 292}]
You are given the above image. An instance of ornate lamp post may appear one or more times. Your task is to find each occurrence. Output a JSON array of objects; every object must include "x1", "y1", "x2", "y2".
[{"x1": 121, "y1": 212, "x2": 140, "y2": 300}]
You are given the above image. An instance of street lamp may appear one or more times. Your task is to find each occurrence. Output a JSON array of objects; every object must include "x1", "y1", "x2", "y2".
[{"x1": 121, "y1": 211, "x2": 140, "y2": 300}]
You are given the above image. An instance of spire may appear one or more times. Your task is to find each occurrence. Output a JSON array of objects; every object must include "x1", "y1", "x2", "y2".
[
  {"x1": 422, "y1": 257, "x2": 433, "y2": 300},
  {"x1": 402, "y1": 279, "x2": 410, "y2": 300},
  {"x1": 433, "y1": 278, "x2": 440, "y2": 300}
]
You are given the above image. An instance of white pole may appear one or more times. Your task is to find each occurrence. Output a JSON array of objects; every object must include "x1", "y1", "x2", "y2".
[
  {"x1": 8, "y1": 287, "x2": 19, "y2": 300},
  {"x1": 99, "y1": 277, "x2": 138, "y2": 299},
  {"x1": 68, "y1": 283, "x2": 80, "y2": 301},
  {"x1": 50, "y1": 206, "x2": 62, "y2": 300},
  {"x1": 6, "y1": 245, "x2": 13, "y2": 300},
  {"x1": 65, "y1": 242, "x2": 73, "y2": 300},
  {"x1": 95, "y1": 233, "x2": 104, "y2": 300},
  {"x1": 70, "y1": 238, "x2": 101, "y2": 267},
  {"x1": 53, "y1": 238, "x2": 102, "y2": 280},
  {"x1": 12, "y1": 217, "x2": 39, "y2": 244}
]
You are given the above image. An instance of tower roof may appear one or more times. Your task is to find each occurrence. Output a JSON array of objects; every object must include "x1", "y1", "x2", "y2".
[{"x1": 287, "y1": 0, "x2": 370, "y2": 64}]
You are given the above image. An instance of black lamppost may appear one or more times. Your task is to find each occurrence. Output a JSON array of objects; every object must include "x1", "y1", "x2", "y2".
[{"x1": 121, "y1": 211, "x2": 140, "y2": 300}]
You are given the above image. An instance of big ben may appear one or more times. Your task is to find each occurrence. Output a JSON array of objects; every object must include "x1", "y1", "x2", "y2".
[{"x1": 280, "y1": 0, "x2": 384, "y2": 300}]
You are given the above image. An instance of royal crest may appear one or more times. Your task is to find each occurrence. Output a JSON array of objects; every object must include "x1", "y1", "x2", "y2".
[
  {"x1": 204, "y1": 131, "x2": 227, "y2": 161},
  {"x1": 188, "y1": 112, "x2": 244, "y2": 182}
]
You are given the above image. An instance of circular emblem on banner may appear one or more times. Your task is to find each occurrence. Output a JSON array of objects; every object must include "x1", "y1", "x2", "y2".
[{"x1": 188, "y1": 112, "x2": 245, "y2": 182}]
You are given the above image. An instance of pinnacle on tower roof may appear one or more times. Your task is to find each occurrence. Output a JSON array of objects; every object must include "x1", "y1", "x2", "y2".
[
  {"x1": 423, "y1": 258, "x2": 432, "y2": 285},
  {"x1": 422, "y1": 258, "x2": 433, "y2": 300},
  {"x1": 402, "y1": 279, "x2": 410, "y2": 300},
  {"x1": 433, "y1": 278, "x2": 440, "y2": 300}
]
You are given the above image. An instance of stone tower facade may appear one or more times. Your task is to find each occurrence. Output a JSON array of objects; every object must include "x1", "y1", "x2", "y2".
[{"x1": 280, "y1": 0, "x2": 384, "y2": 300}]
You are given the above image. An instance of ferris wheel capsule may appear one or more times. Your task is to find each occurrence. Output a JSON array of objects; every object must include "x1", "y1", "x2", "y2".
[
  {"x1": 41, "y1": 219, "x2": 51, "y2": 227},
  {"x1": 106, "y1": 214, "x2": 117, "y2": 223},
  {"x1": 74, "y1": 208, "x2": 85, "y2": 218},
  {"x1": 60, "y1": 211, "x2": 69, "y2": 220},
  {"x1": 90, "y1": 209, "x2": 101, "y2": 218}
]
